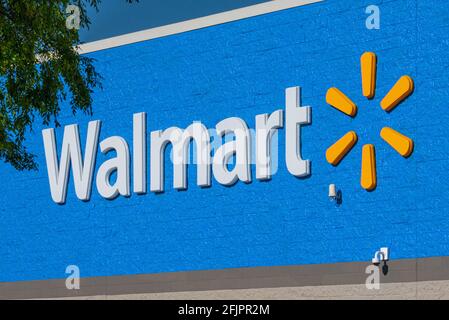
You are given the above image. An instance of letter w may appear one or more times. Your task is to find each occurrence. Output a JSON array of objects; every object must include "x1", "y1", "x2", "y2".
[{"x1": 42, "y1": 121, "x2": 101, "y2": 204}]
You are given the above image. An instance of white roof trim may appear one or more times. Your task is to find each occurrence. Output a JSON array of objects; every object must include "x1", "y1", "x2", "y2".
[{"x1": 78, "y1": 0, "x2": 322, "y2": 54}]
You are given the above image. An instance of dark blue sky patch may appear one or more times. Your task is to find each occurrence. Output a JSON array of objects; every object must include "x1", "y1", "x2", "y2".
[{"x1": 80, "y1": 0, "x2": 269, "y2": 42}]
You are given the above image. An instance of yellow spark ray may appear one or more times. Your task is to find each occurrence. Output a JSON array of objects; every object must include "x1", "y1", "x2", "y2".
[
  {"x1": 326, "y1": 131, "x2": 358, "y2": 166},
  {"x1": 361, "y1": 144, "x2": 377, "y2": 191},
  {"x1": 326, "y1": 87, "x2": 357, "y2": 117},
  {"x1": 380, "y1": 127, "x2": 414, "y2": 157},
  {"x1": 361, "y1": 52, "x2": 377, "y2": 99},
  {"x1": 380, "y1": 75, "x2": 414, "y2": 112}
]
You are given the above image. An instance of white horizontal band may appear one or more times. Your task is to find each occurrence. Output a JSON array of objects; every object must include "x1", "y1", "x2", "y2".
[{"x1": 78, "y1": 0, "x2": 322, "y2": 54}]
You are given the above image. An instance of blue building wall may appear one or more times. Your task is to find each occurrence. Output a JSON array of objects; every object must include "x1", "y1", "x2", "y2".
[{"x1": 1, "y1": 0, "x2": 448, "y2": 282}]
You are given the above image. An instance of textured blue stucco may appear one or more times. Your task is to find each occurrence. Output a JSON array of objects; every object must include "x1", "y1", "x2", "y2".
[{"x1": 1, "y1": 0, "x2": 449, "y2": 282}]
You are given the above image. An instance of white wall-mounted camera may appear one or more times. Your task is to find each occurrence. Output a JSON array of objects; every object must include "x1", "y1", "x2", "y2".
[{"x1": 372, "y1": 247, "x2": 389, "y2": 265}]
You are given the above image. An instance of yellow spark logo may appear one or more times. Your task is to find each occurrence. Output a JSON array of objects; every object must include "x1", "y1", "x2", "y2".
[{"x1": 325, "y1": 52, "x2": 414, "y2": 191}]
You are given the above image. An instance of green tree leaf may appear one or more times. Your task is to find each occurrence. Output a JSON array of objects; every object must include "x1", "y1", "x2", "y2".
[{"x1": 0, "y1": 0, "x2": 137, "y2": 170}]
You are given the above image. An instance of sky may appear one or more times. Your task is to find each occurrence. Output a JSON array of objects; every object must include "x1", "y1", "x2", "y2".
[{"x1": 79, "y1": 0, "x2": 270, "y2": 43}]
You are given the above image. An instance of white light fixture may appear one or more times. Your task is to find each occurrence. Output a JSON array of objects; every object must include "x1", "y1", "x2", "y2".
[
  {"x1": 328, "y1": 184, "x2": 342, "y2": 205},
  {"x1": 372, "y1": 247, "x2": 389, "y2": 265},
  {"x1": 329, "y1": 184, "x2": 336, "y2": 198}
]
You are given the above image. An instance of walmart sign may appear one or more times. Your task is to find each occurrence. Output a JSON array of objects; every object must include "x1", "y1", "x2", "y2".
[{"x1": 42, "y1": 87, "x2": 311, "y2": 204}]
